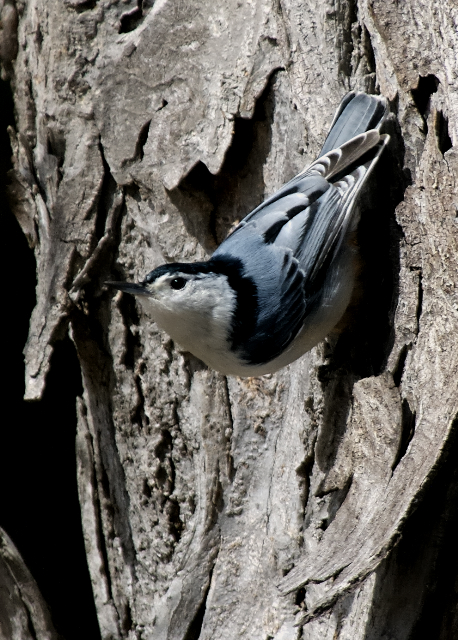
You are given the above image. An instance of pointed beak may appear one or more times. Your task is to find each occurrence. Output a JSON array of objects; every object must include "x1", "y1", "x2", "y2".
[{"x1": 105, "y1": 281, "x2": 151, "y2": 296}]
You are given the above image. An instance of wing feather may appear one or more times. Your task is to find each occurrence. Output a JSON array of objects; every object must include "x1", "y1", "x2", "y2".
[{"x1": 211, "y1": 92, "x2": 390, "y2": 367}]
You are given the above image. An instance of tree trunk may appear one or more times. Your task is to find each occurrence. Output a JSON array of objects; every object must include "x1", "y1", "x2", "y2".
[{"x1": 1, "y1": 0, "x2": 457, "y2": 638}]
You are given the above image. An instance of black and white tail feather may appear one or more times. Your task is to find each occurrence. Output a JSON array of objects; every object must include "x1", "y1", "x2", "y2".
[{"x1": 107, "y1": 92, "x2": 390, "y2": 376}]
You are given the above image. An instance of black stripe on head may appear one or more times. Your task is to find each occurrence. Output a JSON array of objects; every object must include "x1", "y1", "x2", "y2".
[{"x1": 142, "y1": 262, "x2": 215, "y2": 284}]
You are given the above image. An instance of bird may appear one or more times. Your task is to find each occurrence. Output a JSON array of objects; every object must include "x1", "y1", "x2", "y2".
[{"x1": 107, "y1": 92, "x2": 390, "y2": 377}]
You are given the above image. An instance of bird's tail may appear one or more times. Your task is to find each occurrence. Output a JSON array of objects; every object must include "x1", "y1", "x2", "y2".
[{"x1": 319, "y1": 92, "x2": 388, "y2": 156}]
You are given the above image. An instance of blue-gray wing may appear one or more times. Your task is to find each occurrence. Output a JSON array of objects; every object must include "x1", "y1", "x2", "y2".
[
  {"x1": 212, "y1": 93, "x2": 390, "y2": 366},
  {"x1": 213, "y1": 227, "x2": 309, "y2": 365},
  {"x1": 213, "y1": 135, "x2": 388, "y2": 365}
]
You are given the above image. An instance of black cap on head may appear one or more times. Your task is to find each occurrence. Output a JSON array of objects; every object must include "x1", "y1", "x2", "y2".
[{"x1": 142, "y1": 261, "x2": 214, "y2": 284}]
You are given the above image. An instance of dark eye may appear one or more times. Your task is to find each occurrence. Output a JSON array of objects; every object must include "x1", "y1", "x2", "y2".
[{"x1": 170, "y1": 277, "x2": 186, "y2": 290}]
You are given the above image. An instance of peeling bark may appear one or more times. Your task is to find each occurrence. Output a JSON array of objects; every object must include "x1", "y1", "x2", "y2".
[{"x1": 2, "y1": 0, "x2": 457, "y2": 638}]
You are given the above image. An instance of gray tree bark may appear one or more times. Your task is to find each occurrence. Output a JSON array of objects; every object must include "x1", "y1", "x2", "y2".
[
  {"x1": 0, "y1": 528, "x2": 60, "y2": 640},
  {"x1": 1, "y1": 0, "x2": 457, "y2": 639}
]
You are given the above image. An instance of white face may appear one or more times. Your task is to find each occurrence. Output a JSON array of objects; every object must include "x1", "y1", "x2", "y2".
[{"x1": 136, "y1": 270, "x2": 237, "y2": 367}]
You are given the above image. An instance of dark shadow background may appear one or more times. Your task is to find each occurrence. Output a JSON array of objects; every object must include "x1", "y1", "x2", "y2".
[
  {"x1": 1, "y1": 67, "x2": 457, "y2": 639},
  {"x1": 0, "y1": 78, "x2": 101, "y2": 640}
]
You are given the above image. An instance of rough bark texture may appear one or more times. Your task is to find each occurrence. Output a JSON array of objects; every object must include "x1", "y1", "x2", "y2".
[
  {"x1": 0, "y1": 528, "x2": 59, "y2": 640},
  {"x1": 1, "y1": 0, "x2": 457, "y2": 638}
]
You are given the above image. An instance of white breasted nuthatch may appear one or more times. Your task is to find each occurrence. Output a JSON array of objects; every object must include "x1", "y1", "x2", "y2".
[{"x1": 108, "y1": 92, "x2": 390, "y2": 376}]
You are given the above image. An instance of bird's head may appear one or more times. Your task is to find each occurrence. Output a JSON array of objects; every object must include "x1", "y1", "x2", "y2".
[
  {"x1": 106, "y1": 262, "x2": 237, "y2": 360},
  {"x1": 107, "y1": 262, "x2": 234, "y2": 312}
]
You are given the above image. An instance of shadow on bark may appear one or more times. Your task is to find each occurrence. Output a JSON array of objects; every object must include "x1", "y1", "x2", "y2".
[{"x1": 1, "y1": 77, "x2": 101, "y2": 640}]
